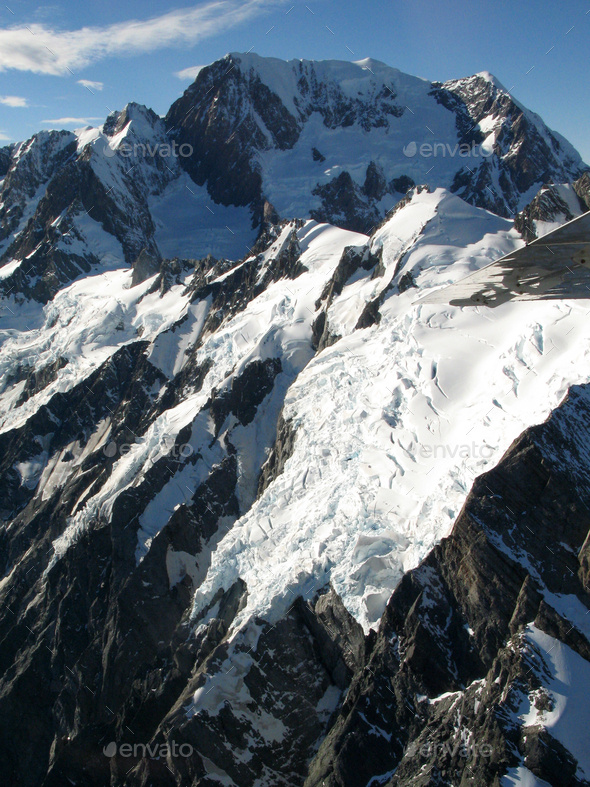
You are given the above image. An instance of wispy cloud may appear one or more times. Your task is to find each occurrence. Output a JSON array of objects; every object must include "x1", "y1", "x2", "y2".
[
  {"x1": 0, "y1": 130, "x2": 12, "y2": 141},
  {"x1": 77, "y1": 79, "x2": 104, "y2": 91},
  {"x1": 0, "y1": 0, "x2": 278, "y2": 75},
  {"x1": 41, "y1": 116, "x2": 104, "y2": 126},
  {"x1": 174, "y1": 65, "x2": 207, "y2": 80},
  {"x1": 0, "y1": 95, "x2": 28, "y2": 107}
]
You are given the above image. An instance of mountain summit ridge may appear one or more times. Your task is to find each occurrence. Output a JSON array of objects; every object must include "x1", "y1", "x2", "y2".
[
  {"x1": 1, "y1": 51, "x2": 587, "y2": 304},
  {"x1": 166, "y1": 50, "x2": 585, "y2": 217}
]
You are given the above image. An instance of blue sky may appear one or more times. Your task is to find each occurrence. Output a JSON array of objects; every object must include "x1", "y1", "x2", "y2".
[{"x1": 0, "y1": 0, "x2": 588, "y2": 163}]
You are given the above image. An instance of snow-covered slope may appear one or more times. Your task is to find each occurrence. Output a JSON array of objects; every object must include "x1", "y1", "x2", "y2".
[
  {"x1": 3, "y1": 187, "x2": 590, "y2": 636},
  {"x1": 189, "y1": 188, "x2": 590, "y2": 631},
  {"x1": 515, "y1": 625, "x2": 590, "y2": 782}
]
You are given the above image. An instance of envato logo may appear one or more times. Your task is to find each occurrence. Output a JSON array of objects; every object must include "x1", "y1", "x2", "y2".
[
  {"x1": 420, "y1": 442, "x2": 494, "y2": 459},
  {"x1": 103, "y1": 141, "x2": 193, "y2": 159},
  {"x1": 402, "y1": 140, "x2": 493, "y2": 158},
  {"x1": 405, "y1": 740, "x2": 493, "y2": 759},
  {"x1": 103, "y1": 741, "x2": 193, "y2": 759},
  {"x1": 103, "y1": 435, "x2": 194, "y2": 460}
]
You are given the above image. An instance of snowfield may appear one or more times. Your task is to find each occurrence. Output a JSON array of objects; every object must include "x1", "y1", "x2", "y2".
[
  {"x1": 517, "y1": 625, "x2": 590, "y2": 781},
  {"x1": 192, "y1": 188, "x2": 590, "y2": 631},
  {"x1": 229, "y1": 52, "x2": 583, "y2": 220},
  {"x1": 7, "y1": 186, "x2": 589, "y2": 634}
]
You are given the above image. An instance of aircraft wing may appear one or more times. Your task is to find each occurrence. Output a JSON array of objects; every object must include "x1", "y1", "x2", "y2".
[{"x1": 417, "y1": 210, "x2": 590, "y2": 308}]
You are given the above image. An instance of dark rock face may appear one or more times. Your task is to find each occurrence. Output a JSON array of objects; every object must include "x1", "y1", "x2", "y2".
[
  {"x1": 574, "y1": 171, "x2": 590, "y2": 211},
  {"x1": 0, "y1": 143, "x2": 14, "y2": 177},
  {"x1": 390, "y1": 175, "x2": 415, "y2": 194},
  {"x1": 140, "y1": 593, "x2": 361, "y2": 787},
  {"x1": 0, "y1": 131, "x2": 77, "y2": 252},
  {"x1": 257, "y1": 415, "x2": 297, "y2": 496},
  {"x1": 132, "y1": 248, "x2": 161, "y2": 286},
  {"x1": 262, "y1": 199, "x2": 280, "y2": 225},
  {"x1": 0, "y1": 340, "x2": 164, "y2": 525},
  {"x1": 1, "y1": 355, "x2": 70, "y2": 408},
  {"x1": 515, "y1": 178, "x2": 588, "y2": 241},
  {"x1": 355, "y1": 297, "x2": 382, "y2": 329},
  {"x1": 397, "y1": 270, "x2": 416, "y2": 293},
  {"x1": 312, "y1": 147, "x2": 326, "y2": 163},
  {"x1": 165, "y1": 58, "x2": 285, "y2": 217},
  {"x1": 209, "y1": 357, "x2": 283, "y2": 435},
  {"x1": 313, "y1": 242, "x2": 383, "y2": 350},
  {"x1": 14, "y1": 355, "x2": 70, "y2": 406},
  {"x1": 311, "y1": 171, "x2": 381, "y2": 235},
  {"x1": 363, "y1": 161, "x2": 388, "y2": 201}
]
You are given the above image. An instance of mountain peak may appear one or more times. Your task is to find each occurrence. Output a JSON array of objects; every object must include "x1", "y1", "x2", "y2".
[
  {"x1": 164, "y1": 51, "x2": 585, "y2": 235},
  {"x1": 474, "y1": 69, "x2": 509, "y2": 91}
]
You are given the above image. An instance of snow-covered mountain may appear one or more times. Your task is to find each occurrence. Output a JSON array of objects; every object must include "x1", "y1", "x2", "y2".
[
  {"x1": 167, "y1": 53, "x2": 585, "y2": 226},
  {"x1": 1, "y1": 52, "x2": 587, "y2": 303},
  {"x1": 0, "y1": 52, "x2": 590, "y2": 787}
]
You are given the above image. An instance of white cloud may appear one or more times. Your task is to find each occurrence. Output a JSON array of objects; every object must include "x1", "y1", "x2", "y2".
[
  {"x1": 0, "y1": 0, "x2": 278, "y2": 75},
  {"x1": 174, "y1": 65, "x2": 207, "y2": 80},
  {"x1": 0, "y1": 95, "x2": 28, "y2": 107},
  {"x1": 77, "y1": 79, "x2": 104, "y2": 91},
  {"x1": 0, "y1": 130, "x2": 12, "y2": 141},
  {"x1": 41, "y1": 116, "x2": 103, "y2": 126}
]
